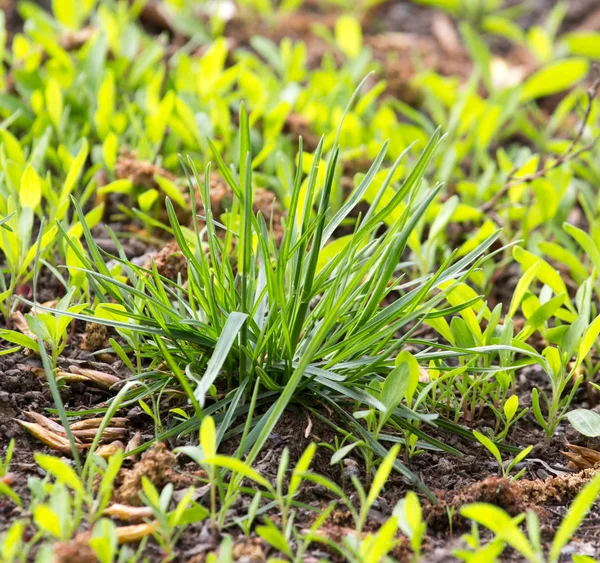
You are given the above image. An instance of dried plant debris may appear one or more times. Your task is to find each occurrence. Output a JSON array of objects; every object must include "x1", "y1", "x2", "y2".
[
  {"x1": 116, "y1": 443, "x2": 177, "y2": 506},
  {"x1": 144, "y1": 240, "x2": 188, "y2": 283},
  {"x1": 563, "y1": 443, "x2": 600, "y2": 470},
  {"x1": 54, "y1": 533, "x2": 97, "y2": 563},
  {"x1": 18, "y1": 412, "x2": 129, "y2": 455},
  {"x1": 116, "y1": 149, "x2": 177, "y2": 189},
  {"x1": 426, "y1": 466, "x2": 600, "y2": 529},
  {"x1": 54, "y1": 522, "x2": 156, "y2": 562},
  {"x1": 80, "y1": 322, "x2": 109, "y2": 352},
  {"x1": 57, "y1": 366, "x2": 121, "y2": 390},
  {"x1": 104, "y1": 504, "x2": 154, "y2": 523}
]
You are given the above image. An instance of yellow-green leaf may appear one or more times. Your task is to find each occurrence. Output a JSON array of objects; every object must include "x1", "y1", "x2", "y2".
[
  {"x1": 35, "y1": 453, "x2": 84, "y2": 494},
  {"x1": 154, "y1": 175, "x2": 187, "y2": 208},
  {"x1": 19, "y1": 165, "x2": 42, "y2": 209},
  {"x1": 33, "y1": 505, "x2": 62, "y2": 538},
  {"x1": 335, "y1": 14, "x2": 362, "y2": 59},
  {"x1": 512, "y1": 246, "x2": 569, "y2": 301},
  {"x1": 200, "y1": 416, "x2": 216, "y2": 459},
  {"x1": 203, "y1": 455, "x2": 271, "y2": 490},
  {"x1": 521, "y1": 58, "x2": 589, "y2": 102},
  {"x1": 564, "y1": 32, "x2": 600, "y2": 60},
  {"x1": 45, "y1": 78, "x2": 63, "y2": 130}
]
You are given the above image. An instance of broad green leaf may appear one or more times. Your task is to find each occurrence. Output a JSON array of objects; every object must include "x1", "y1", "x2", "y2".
[
  {"x1": 511, "y1": 445, "x2": 533, "y2": 468},
  {"x1": 52, "y1": 0, "x2": 79, "y2": 28},
  {"x1": 0, "y1": 129, "x2": 25, "y2": 165},
  {"x1": 57, "y1": 140, "x2": 89, "y2": 220},
  {"x1": 102, "y1": 133, "x2": 118, "y2": 171},
  {"x1": 527, "y1": 26, "x2": 553, "y2": 63},
  {"x1": 503, "y1": 395, "x2": 518, "y2": 422},
  {"x1": 66, "y1": 236, "x2": 86, "y2": 288},
  {"x1": 0, "y1": 329, "x2": 39, "y2": 352},
  {"x1": 577, "y1": 314, "x2": 600, "y2": 367},
  {"x1": 397, "y1": 350, "x2": 420, "y2": 407},
  {"x1": 97, "y1": 179, "x2": 133, "y2": 196},
  {"x1": 566, "y1": 409, "x2": 600, "y2": 438},
  {"x1": 539, "y1": 241, "x2": 588, "y2": 284},
  {"x1": 564, "y1": 223, "x2": 600, "y2": 272},
  {"x1": 23, "y1": 225, "x2": 58, "y2": 271},
  {"x1": 94, "y1": 71, "x2": 115, "y2": 139},
  {"x1": 330, "y1": 441, "x2": 364, "y2": 466},
  {"x1": 381, "y1": 364, "x2": 408, "y2": 414},
  {"x1": 138, "y1": 189, "x2": 158, "y2": 212},
  {"x1": 256, "y1": 520, "x2": 292, "y2": 558},
  {"x1": 519, "y1": 293, "x2": 565, "y2": 338},
  {"x1": 195, "y1": 312, "x2": 247, "y2": 406},
  {"x1": 508, "y1": 262, "x2": 540, "y2": 319}
]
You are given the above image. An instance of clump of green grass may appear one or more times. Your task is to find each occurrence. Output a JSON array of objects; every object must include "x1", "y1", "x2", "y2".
[{"x1": 53, "y1": 100, "x2": 502, "y2": 494}]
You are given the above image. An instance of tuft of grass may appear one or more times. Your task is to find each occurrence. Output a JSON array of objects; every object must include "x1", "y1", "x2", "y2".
[{"x1": 52, "y1": 102, "x2": 502, "y2": 495}]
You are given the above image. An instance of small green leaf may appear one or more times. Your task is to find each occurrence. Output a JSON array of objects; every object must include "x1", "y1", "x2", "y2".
[
  {"x1": 366, "y1": 445, "x2": 400, "y2": 507},
  {"x1": 503, "y1": 395, "x2": 518, "y2": 422},
  {"x1": 290, "y1": 443, "x2": 315, "y2": 497},
  {"x1": 330, "y1": 441, "x2": 364, "y2": 466},
  {"x1": 513, "y1": 246, "x2": 569, "y2": 300},
  {"x1": 577, "y1": 314, "x2": 600, "y2": 367},
  {"x1": 381, "y1": 364, "x2": 408, "y2": 414},
  {"x1": 508, "y1": 262, "x2": 539, "y2": 319},
  {"x1": 0, "y1": 329, "x2": 39, "y2": 352},
  {"x1": 45, "y1": 78, "x2": 63, "y2": 130},
  {"x1": 473, "y1": 430, "x2": 502, "y2": 467},
  {"x1": 256, "y1": 519, "x2": 293, "y2": 558},
  {"x1": 154, "y1": 174, "x2": 187, "y2": 209},
  {"x1": 138, "y1": 189, "x2": 159, "y2": 212}
]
